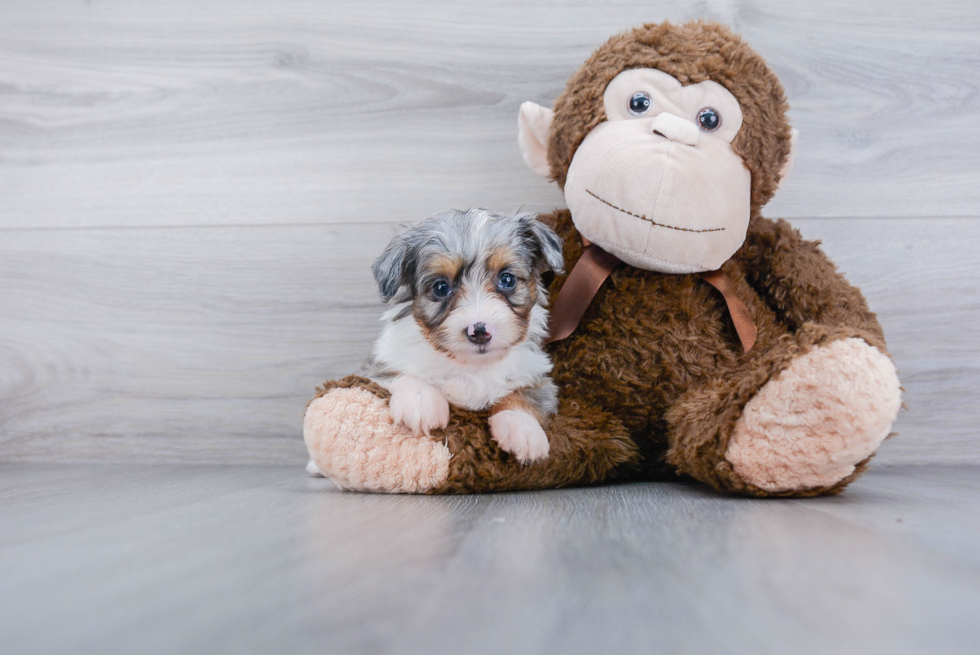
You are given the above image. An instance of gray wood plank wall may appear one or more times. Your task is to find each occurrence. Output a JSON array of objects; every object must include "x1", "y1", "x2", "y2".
[{"x1": 2, "y1": 0, "x2": 978, "y2": 464}]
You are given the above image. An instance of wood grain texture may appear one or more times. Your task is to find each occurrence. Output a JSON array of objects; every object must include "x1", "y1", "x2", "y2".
[
  {"x1": 2, "y1": 464, "x2": 979, "y2": 655},
  {"x1": 1, "y1": 0, "x2": 979, "y2": 230},
  {"x1": 1, "y1": 217, "x2": 977, "y2": 465},
  {"x1": 0, "y1": 223, "x2": 393, "y2": 463},
  {"x1": 794, "y1": 218, "x2": 980, "y2": 465}
]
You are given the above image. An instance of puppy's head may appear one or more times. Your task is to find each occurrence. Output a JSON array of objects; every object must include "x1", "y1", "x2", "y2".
[{"x1": 372, "y1": 209, "x2": 564, "y2": 364}]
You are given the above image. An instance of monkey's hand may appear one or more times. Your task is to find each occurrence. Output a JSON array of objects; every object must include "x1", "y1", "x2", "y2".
[
  {"x1": 489, "y1": 410, "x2": 550, "y2": 464},
  {"x1": 387, "y1": 375, "x2": 450, "y2": 437}
]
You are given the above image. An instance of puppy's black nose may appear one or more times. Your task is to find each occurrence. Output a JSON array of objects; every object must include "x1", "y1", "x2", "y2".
[{"x1": 467, "y1": 322, "x2": 491, "y2": 345}]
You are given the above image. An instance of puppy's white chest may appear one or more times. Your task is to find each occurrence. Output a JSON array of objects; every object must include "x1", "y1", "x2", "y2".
[
  {"x1": 373, "y1": 306, "x2": 552, "y2": 412},
  {"x1": 440, "y1": 370, "x2": 510, "y2": 411}
]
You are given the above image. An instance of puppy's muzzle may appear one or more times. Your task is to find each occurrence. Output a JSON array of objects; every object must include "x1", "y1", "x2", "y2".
[{"x1": 466, "y1": 322, "x2": 491, "y2": 345}]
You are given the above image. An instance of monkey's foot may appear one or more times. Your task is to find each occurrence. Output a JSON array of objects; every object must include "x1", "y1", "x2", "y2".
[
  {"x1": 725, "y1": 338, "x2": 902, "y2": 493},
  {"x1": 304, "y1": 385, "x2": 450, "y2": 493}
]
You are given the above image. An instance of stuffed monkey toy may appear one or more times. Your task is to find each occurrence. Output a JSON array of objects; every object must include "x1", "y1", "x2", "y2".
[{"x1": 303, "y1": 21, "x2": 902, "y2": 497}]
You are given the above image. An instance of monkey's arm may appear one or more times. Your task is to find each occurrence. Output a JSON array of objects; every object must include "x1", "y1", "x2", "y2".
[
  {"x1": 304, "y1": 376, "x2": 638, "y2": 494},
  {"x1": 738, "y1": 216, "x2": 887, "y2": 350}
]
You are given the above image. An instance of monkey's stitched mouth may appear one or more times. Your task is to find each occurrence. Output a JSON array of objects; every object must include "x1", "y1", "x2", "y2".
[{"x1": 586, "y1": 190, "x2": 726, "y2": 233}]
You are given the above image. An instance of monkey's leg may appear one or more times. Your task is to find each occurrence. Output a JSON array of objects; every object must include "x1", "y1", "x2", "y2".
[
  {"x1": 665, "y1": 324, "x2": 901, "y2": 497},
  {"x1": 304, "y1": 376, "x2": 638, "y2": 494}
]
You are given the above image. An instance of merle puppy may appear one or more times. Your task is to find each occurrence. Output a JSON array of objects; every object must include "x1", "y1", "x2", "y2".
[{"x1": 366, "y1": 208, "x2": 564, "y2": 463}]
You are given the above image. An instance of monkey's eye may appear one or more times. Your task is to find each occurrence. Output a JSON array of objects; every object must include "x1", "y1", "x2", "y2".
[
  {"x1": 496, "y1": 272, "x2": 517, "y2": 292},
  {"x1": 628, "y1": 92, "x2": 652, "y2": 116},
  {"x1": 697, "y1": 107, "x2": 721, "y2": 132},
  {"x1": 432, "y1": 279, "x2": 452, "y2": 298}
]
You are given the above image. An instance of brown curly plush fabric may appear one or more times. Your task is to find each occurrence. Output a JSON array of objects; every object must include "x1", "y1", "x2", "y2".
[
  {"x1": 547, "y1": 20, "x2": 794, "y2": 214},
  {"x1": 436, "y1": 397, "x2": 639, "y2": 493},
  {"x1": 541, "y1": 209, "x2": 889, "y2": 495}
]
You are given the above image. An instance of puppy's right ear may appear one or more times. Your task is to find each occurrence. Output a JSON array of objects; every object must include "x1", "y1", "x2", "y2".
[
  {"x1": 372, "y1": 234, "x2": 409, "y2": 301},
  {"x1": 518, "y1": 101, "x2": 554, "y2": 178}
]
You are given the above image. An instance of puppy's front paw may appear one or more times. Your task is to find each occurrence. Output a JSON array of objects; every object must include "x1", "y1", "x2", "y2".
[
  {"x1": 489, "y1": 410, "x2": 550, "y2": 464},
  {"x1": 388, "y1": 377, "x2": 450, "y2": 436}
]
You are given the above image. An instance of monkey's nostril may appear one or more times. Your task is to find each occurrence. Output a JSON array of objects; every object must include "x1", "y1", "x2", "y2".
[
  {"x1": 466, "y1": 322, "x2": 491, "y2": 345},
  {"x1": 650, "y1": 112, "x2": 700, "y2": 147}
]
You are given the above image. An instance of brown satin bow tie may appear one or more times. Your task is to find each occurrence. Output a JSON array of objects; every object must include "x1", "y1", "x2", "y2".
[{"x1": 547, "y1": 243, "x2": 757, "y2": 352}]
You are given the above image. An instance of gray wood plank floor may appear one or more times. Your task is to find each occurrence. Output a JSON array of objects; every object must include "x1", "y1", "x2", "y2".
[{"x1": 2, "y1": 464, "x2": 979, "y2": 655}]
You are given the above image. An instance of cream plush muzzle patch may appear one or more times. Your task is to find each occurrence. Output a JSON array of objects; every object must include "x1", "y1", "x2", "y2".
[
  {"x1": 564, "y1": 117, "x2": 751, "y2": 273},
  {"x1": 562, "y1": 68, "x2": 752, "y2": 274}
]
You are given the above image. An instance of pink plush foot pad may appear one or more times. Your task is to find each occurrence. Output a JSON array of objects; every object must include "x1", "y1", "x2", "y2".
[
  {"x1": 303, "y1": 387, "x2": 451, "y2": 493},
  {"x1": 726, "y1": 338, "x2": 902, "y2": 493}
]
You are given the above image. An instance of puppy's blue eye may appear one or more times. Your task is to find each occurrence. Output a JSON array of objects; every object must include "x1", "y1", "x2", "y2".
[
  {"x1": 629, "y1": 92, "x2": 652, "y2": 116},
  {"x1": 432, "y1": 279, "x2": 452, "y2": 298},
  {"x1": 497, "y1": 272, "x2": 516, "y2": 292}
]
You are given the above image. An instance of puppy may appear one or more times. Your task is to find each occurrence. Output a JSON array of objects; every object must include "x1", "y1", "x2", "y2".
[{"x1": 364, "y1": 208, "x2": 565, "y2": 463}]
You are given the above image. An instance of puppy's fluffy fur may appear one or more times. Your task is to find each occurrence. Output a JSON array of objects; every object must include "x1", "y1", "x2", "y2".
[{"x1": 364, "y1": 208, "x2": 564, "y2": 463}]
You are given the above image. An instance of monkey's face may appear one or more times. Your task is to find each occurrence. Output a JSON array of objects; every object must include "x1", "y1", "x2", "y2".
[{"x1": 564, "y1": 69, "x2": 752, "y2": 274}]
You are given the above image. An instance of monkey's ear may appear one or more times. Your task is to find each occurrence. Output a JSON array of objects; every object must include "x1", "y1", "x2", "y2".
[
  {"x1": 518, "y1": 101, "x2": 554, "y2": 178},
  {"x1": 776, "y1": 128, "x2": 799, "y2": 189}
]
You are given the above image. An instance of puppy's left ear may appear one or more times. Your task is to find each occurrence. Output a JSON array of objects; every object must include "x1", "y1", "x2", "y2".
[
  {"x1": 372, "y1": 232, "x2": 410, "y2": 301},
  {"x1": 520, "y1": 214, "x2": 565, "y2": 275}
]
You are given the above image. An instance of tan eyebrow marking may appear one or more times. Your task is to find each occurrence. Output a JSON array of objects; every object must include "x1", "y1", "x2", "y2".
[
  {"x1": 487, "y1": 247, "x2": 517, "y2": 274},
  {"x1": 424, "y1": 253, "x2": 465, "y2": 280}
]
